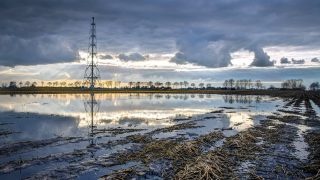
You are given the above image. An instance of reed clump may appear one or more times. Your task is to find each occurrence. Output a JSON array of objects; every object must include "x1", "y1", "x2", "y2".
[{"x1": 174, "y1": 150, "x2": 233, "y2": 180}]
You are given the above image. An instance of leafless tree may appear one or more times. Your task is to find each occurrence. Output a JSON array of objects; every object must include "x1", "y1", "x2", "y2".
[
  {"x1": 281, "y1": 79, "x2": 304, "y2": 89},
  {"x1": 255, "y1": 80, "x2": 263, "y2": 89},
  {"x1": 183, "y1": 81, "x2": 189, "y2": 88},
  {"x1": 31, "y1": 82, "x2": 37, "y2": 87},
  {"x1": 179, "y1": 82, "x2": 184, "y2": 89},
  {"x1": 173, "y1": 82, "x2": 179, "y2": 89},
  {"x1": 148, "y1": 81, "x2": 153, "y2": 88},
  {"x1": 309, "y1": 82, "x2": 319, "y2": 91},
  {"x1": 165, "y1": 82, "x2": 171, "y2": 88},
  {"x1": 25, "y1": 81, "x2": 31, "y2": 87},
  {"x1": 223, "y1": 80, "x2": 228, "y2": 88},
  {"x1": 199, "y1": 83, "x2": 205, "y2": 89}
]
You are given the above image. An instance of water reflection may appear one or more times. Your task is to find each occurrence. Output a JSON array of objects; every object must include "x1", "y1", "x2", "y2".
[
  {"x1": 0, "y1": 93, "x2": 285, "y2": 179},
  {"x1": 223, "y1": 95, "x2": 262, "y2": 104},
  {"x1": 84, "y1": 93, "x2": 100, "y2": 149},
  {"x1": 0, "y1": 94, "x2": 279, "y2": 129},
  {"x1": 7, "y1": 93, "x2": 216, "y2": 102}
]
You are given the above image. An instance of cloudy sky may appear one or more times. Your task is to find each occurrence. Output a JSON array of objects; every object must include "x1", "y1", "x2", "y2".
[{"x1": 0, "y1": 0, "x2": 319, "y2": 86}]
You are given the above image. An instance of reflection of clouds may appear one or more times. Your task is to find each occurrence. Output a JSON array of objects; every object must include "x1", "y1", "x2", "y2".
[
  {"x1": 0, "y1": 93, "x2": 222, "y2": 103},
  {"x1": 0, "y1": 111, "x2": 81, "y2": 143},
  {"x1": 227, "y1": 112, "x2": 253, "y2": 131},
  {"x1": 0, "y1": 94, "x2": 281, "y2": 131},
  {"x1": 79, "y1": 109, "x2": 208, "y2": 128}
]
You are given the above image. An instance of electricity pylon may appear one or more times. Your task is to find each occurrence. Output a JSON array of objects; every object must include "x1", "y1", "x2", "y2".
[{"x1": 84, "y1": 17, "x2": 100, "y2": 89}]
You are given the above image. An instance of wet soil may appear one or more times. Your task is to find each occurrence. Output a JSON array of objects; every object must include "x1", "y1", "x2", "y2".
[
  {"x1": 100, "y1": 91, "x2": 320, "y2": 179},
  {"x1": 0, "y1": 92, "x2": 320, "y2": 179}
]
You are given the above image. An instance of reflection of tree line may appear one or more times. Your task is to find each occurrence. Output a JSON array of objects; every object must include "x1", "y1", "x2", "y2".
[
  {"x1": 223, "y1": 95, "x2": 262, "y2": 104},
  {"x1": 9, "y1": 93, "x2": 265, "y2": 102},
  {"x1": 10, "y1": 93, "x2": 218, "y2": 101},
  {"x1": 152, "y1": 94, "x2": 211, "y2": 100}
]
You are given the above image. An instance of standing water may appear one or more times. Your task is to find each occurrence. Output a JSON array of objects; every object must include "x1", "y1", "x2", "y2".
[{"x1": 0, "y1": 93, "x2": 309, "y2": 179}]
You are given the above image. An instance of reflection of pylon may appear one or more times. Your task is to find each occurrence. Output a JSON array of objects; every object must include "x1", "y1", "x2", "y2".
[
  {"x1": 84, "y1": 17, "x2": 100, "y2": 89},
  {"x1": 84, "y1": 93, "x2": 100, "y2": 135}
]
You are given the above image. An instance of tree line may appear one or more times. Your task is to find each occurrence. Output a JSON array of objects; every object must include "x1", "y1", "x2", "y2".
[
  {"x1": 222, "y1": 79, "x2": 263, "y2": 89},
  {"x1": 1, "y1": 79, "x2": 319, "y2": 91}
]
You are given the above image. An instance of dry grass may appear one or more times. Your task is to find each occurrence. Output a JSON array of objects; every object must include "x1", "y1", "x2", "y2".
[
  {"x1": 106, "y1": 91, "x2": 320, "y2": 179},
  {"x1": 117, "y1": 131, "x2": 224, "y2": 171},
  {"x1": 126, "y1": 134, "x2": 152, "y2": 144},
  {"x1": 175, "y1": 150, "x2": 233, "y2": 180},
  {"x1": 100, "y1": 168, "x2": 136, "y2": 180},
  {"x1": 224, "y1": 130, "x2": 262, "y2": 161},
  {"x1": 150, "y1": 121, "x2": 203, "y2": 134}
]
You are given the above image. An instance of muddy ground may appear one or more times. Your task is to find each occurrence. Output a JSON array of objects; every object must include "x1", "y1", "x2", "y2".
[
  {"x1": 102, "y1": 92, "x2": 320, "y2": 179},
  {"x1": 0, "y1": 92, "x2": 319, "y2": 179}
]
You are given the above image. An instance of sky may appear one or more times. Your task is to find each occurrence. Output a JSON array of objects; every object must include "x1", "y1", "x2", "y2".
[{"x1": 0, "y1": 0, "x2": 319, "y2": 86}]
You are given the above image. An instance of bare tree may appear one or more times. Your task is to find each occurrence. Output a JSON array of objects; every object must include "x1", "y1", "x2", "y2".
[
  {"x1": 105, "y1": 81, "x2": 112, "y2": 88},
  {"x1": 148, "y1": 81, "x2": 153, "y2": 88},
  {"x1": 310, "y1": 82, "x2": 319, "y2": 91},
  {"x1": 243, "y1": 79, "x2": 249, "y2": 89},
  {"x1": 136, "y1": 82, "x2": 141, "y2": 88},
  {"x1": 69, "y1": 82, "x2": 74, "y2": 87},
  {"x1": 155, "y1": 81, "x2": 161, "y2": 88},
  {"x1": 190, "y1": 83, "x2": 196, "y2": 89},
  {"x1": 74, "y1": 81, "x2": 81, "y2": 87},
  {"x1": 31, "y1": 82, "x2": 37, "y2": 87},
  {"x1": 223, "y1": 80, "x2": 228, "y2": 88},
  {"x1": 199, "y1": 83, "x2": 205, "y2": 89},
  {"x1": 165, "y1": 82, "x2": 171, "y2": 88},
  {"x1": 9, "y1": 81, "x2": 17, "y2": 88},
  {"x1": 25, "y1": 81, "x2": 31, "y2": 87},
  {"x1": 183, "y1": 81, "x2": 189, "y2": 88},
  {"x1": 173, "y1": 82, "x2": 179, "y2": 89},
  {"x1": 179, "y1": 82, "x2": 184, "y2": 89},
  {"x1": 228, "y1": 79, "x2": 235, "y2": 88},
  {"x1": 281, "y1": 79, "x2": 304, "y2": 89},
  {"x1": 255, "y1": 80, "x2": 263, "y2": 89},
  {"x1": 53, "y1": 81, "x2": 58, "y2": 87},
  {"x1": 248, "y1": 79, "x2": 252, "y2": 89}
]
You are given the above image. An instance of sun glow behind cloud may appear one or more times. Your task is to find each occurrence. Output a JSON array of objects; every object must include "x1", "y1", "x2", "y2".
[
  {"x1": 0, "y1": 45, "x2": 319, "y2": 87},
  {"x1": 79, "y1": 46, "x2": 320, "y2": 72}
]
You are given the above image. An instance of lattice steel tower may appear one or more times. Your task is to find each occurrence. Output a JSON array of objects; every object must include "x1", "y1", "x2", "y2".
[{"x1": 84, "y1": 17, "x2": 100, "y2": 89}]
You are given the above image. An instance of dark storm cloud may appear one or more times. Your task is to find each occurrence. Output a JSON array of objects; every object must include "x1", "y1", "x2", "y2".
[
  {"x1": 280, "y1": 57, "x2": 291, "y2": 64},
  {"x1": 292, "y1": 59, "x2": 305, "y2": 64},
  {"x1": 250, "y1": 47, "x2": 274, "y2": 67},
  {"x1": 99, "y1": 54, "x2": 113, "y2": 59},
  {"x1": 311, "y1": 58, "x2": 319, "y2": 63},
  {"x1": 170, "y1": 32, "x2": 232, "y2": 67},
  {"x1": 0, "y1": 35, "x2": 78, "y2": 67},
  {"x1": 0, "y1": 0, "x2": 320, "y2": 67},
  {"x1": 118, "y1": 53, "x2": 146, "y2": 62}
]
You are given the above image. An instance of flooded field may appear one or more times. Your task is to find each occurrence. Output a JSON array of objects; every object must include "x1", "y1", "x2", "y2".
[{"x1": 0, "y1": 93, "x2": 319, "y2": 179}]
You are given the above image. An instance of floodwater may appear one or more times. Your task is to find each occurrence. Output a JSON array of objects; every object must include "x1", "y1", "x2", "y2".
[{"x1": 0, "y1": 93, "x2": 309, "y2": 179}]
